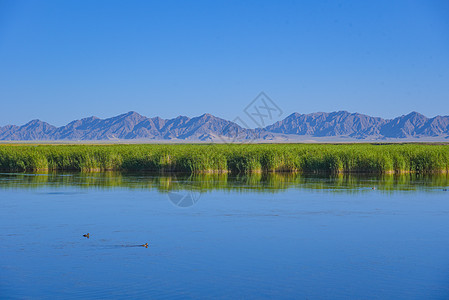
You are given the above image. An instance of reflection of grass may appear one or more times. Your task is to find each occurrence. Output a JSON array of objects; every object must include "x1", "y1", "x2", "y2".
[
  {"x1": 0, "y1": 144, "x2": 449, "y2": 173},
  {"x1": 0, "y1": 172, "x2": 448, "y2": 192}
]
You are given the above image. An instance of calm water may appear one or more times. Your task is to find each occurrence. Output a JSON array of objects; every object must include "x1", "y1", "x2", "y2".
[{"x1": 1, "y1": 172, "x2": 449, "y2": 299}]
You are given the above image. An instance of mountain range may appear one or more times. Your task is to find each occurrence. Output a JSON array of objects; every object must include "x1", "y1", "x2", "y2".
[{"x1": 1, "y1": 111, "x2": 449, "y2": 142}]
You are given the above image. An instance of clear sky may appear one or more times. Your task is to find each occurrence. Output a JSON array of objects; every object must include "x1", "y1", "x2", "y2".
[{"x1": 0, "y1": 0, "x2": 448, "y2": 126}]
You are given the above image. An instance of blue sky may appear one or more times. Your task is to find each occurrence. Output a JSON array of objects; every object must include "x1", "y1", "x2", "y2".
[{"x1": 0, "y1": 0, "x2": 448, "y2": 126}]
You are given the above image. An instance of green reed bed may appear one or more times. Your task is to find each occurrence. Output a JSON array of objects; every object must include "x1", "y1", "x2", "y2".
[{"x1": 0, "y1": 143, "x2": 448, "y2": 173}]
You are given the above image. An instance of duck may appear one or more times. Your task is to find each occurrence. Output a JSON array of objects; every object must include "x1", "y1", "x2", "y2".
[
  {"x1": 444, "y1": 188, "x2": 448, "y2": 192},
  {"x1": 83, "y1": 233, "x2": 90, "y2": 238},
  {"x1": 372, "y1": 187, "x2": 376, "y2": 190},
  {"x1": 141, "y1": 243, "x2": 148, "y2": 248}
]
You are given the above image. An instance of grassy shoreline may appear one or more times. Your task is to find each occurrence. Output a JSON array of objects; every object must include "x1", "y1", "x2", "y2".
[{"x1": 0, "y1": 144, "x2": 448, "y2": 174}]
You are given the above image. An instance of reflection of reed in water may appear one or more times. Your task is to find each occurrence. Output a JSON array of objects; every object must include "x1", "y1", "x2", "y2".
[{"x1": 0, "y1": 172, "x2": 448, "y2": 193}]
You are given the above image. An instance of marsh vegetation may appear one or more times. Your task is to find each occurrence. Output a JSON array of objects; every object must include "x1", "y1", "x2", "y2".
[{"x1": 0, "y1": 144, "x2": 448, "y2": 173}]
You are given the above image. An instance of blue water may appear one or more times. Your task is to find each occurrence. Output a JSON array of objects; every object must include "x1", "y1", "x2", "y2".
[{"x1": 1, "y1": 173, "x2": 449, "y2": 299}]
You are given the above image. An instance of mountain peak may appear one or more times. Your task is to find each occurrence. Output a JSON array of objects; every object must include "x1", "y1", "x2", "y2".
[
  {"x1": 335, "y1": 110, "x2": 350, "y2": 114},
  {"x1": 405, "y1": 111, "x2": 426, "y2": 118},
  {"x1": 200, "y1": 113, "x2": 213, "y2": 118},
  {"x1": 123, "y1": 111, "x2": 144, "y2": 117},
  {"x1": 81, "y1": 116, "x2": 100, "y2": 121},
  {"x1": 196, "y1": 113, "x2": 222, "y2": 121},
  {"x1": 25, "y1": 119, "x2": 44, "y2": 125}
]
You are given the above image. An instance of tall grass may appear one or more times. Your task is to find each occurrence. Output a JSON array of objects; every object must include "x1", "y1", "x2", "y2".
[{"x1": 0, "y1": 143, "x2": 448, "y2": 173}]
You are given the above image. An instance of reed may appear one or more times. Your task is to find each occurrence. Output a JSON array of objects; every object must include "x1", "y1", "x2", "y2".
[{"x1": 0, "y1": 143, "x2": 448, "y2": 173}]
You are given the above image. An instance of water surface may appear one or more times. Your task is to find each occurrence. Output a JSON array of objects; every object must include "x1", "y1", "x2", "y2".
[{"x1": 1, "y1": 173, "x2": 449, "y2": 299}]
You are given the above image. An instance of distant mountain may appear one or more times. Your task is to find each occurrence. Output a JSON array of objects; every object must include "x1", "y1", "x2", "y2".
[
  {"x1": 0, "y1": 120, "x2": 57, "y2": 140},
  {"x1": 265, "y1": 111, "x2": 386, "y2": 138},
  {"x1": 380, "y1": 112, "x2": 449, "y2": 138},
  {"x1": 266, "y1": 111, "x2": 449, "y2": 140},
  {"x1": 0, "y1": 111, "x2": 448, "y2": 141},
  {"x1": 0, "y1": 111, "x2": 274, "y2": 141}
]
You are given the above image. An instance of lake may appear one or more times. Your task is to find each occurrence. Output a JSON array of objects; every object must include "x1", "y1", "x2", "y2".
[{"x1": 1, "y1": 172, "x2": 449, "y2": 299}]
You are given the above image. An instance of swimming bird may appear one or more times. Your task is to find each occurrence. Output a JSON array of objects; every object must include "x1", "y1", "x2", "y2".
[
  {"x1": 444, "y1": 188, "x2": 448, "y2": 192},
  {"x1": 83, "y1": 233, "x2": 90, "y2": 238},
  {"x1": 141, "y1": 243, "x2": 148, "y2": 248},
  {"x1": 372, "y1": 187, "x2": 376, "y2": 190}
]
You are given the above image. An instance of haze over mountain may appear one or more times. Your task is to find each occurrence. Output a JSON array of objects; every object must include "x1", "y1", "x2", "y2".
[{"x1": 1, "y1": 111, "x2": 448, "y2": 142}]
